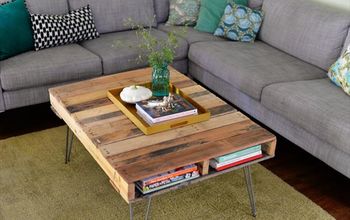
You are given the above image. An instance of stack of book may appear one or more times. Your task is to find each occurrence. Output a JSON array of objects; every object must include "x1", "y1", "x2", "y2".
[
  {"x1": 136, "y1": 164, "x2": 200, "y2": 194},
  {"x1": 136, "y1": 94, "x2": 198, "y2": 125},
  {"x1": 210, "y1": 145, "x2": 263, "y2": 171}
]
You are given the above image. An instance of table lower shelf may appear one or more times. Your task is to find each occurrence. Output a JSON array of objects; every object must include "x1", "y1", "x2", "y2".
[{"x1": 123, "y1": 154, "x2": 274, "y2": 204}]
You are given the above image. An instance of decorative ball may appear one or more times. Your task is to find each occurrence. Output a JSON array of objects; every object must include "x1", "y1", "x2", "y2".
[{"x1": 120, "y1": 85, "x2": 152, "y2": 104}]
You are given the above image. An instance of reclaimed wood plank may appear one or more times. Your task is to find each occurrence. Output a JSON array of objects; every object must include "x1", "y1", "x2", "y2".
[
  {"x1": 100, "y1": 111, "x2": 247, "y2": 156},
  {"x1": 106, "y1": 120, "x2": 257, "y2": 166},
  {"x1": 198, "y1": 160, "x2": 210, "y2": 175},
  {"x1": 73, "y1": 104, "x2": 119, "y2": 122},
  {"x1": 50, "y1": 67, "x2": 185, "y2": 100}
]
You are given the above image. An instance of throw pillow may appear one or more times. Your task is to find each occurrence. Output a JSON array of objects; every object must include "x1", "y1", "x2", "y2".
[
  {"x1": 194, "y1": 0, "x2": 248, "y2": 33},
  {"x1": 214, "y1": 3, "x2": 264, "y2": 42},
  {"x1": 328, "y1": 45, "x2": 350, "y2": 96},
  {"x1": 0, "y1": 0, "x2": 13, "y2": 5},
  {"x1": 0, "y1": 0, "x2": 34, "y2": 61},
  {"x1": 166, "y1": 0, "x2": 200, "y2": 26},
  {"x1": 30, "y1": 5, "x2": 99, "y2": 51}
]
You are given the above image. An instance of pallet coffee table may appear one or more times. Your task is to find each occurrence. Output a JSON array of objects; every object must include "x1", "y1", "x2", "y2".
[{"x1": 49, "y1": 67, "x2": 276, "y2": 219}]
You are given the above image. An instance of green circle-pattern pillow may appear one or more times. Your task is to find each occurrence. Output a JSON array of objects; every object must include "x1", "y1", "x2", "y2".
[
  {"x1": 166, "y1": 0, "x2": 200, "y2": 26},
  {"x1": 328, "y1": 45, "x2": 350, "y2": 96},
  {"x1": 214, "y1": 3, "x2": 264, "y2": 42}
]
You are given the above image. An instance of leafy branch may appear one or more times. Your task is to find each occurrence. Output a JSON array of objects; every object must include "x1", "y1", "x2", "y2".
[{"x1": 115, "y1": 17, "x2": 187, "y2": 68}]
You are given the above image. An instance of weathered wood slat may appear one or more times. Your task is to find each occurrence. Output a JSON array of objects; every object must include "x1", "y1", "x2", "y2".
[
  {"x1": 106, "y1": 120, "x2": 257, "y2": 166},
  {"x1": 74, "y1": 104, "x2": 119, "y2": 122},
  {"x1": 99, "y1": 111, "x2": 247, "y2": 156},
  {"x1": 52, "y1": 68, "x2": 184, "y2": 100},
  {"x1": 67, "y1": 97, "x2": 111, "y2": 114}
]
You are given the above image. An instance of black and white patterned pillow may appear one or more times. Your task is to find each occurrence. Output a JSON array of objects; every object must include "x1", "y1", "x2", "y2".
[
  {"x1": 0, "y1": 0, "x2": 14, "y2": 5},
  {"x1": 30, "y1": 5, "x2": 99, "y2": 51}
]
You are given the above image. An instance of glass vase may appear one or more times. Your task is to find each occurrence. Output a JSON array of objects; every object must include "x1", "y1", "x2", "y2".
[{"x1": 151, "y1": 63, "x2": 170, "y2": 97}]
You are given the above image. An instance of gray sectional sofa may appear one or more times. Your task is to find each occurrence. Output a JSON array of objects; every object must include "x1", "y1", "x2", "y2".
[{"x1": 0, "y1": 0, "x2": 350, "y2": 178}]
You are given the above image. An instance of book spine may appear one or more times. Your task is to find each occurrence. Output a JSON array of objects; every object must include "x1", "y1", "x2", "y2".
[
  {"x1": 211, "y1": 151, "x2": 262, "y2": 168},
  {"x1": 137, "y1": 172, "x2": 200, "y2": 194},
  {"x1": 138, "y1": 164, "x2": 197, "y2": 184},
  {"x1": 136, "y1": 104, "x2": 151, "y2": 121},
  {"x1": 216, "y1": 154, "x2": 263, "y2": 171},
  {"x1": 215, "y1": 145, "x2": 261, "y2": 163},
  {"x1": 153, "y1": 109, "x2": 198, "y2": 123},
  {"x1": 137, "y1": 110, "x2": 154, "y2": 125},
  {"x1": 142, "y1": 166, "x2": 198, "y2": 186},
  {"x1": 136, "y1": 104, "x2": 197, "y2": 124}
]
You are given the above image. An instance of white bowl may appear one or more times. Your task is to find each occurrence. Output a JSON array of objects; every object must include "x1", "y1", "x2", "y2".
[{"x1": 120, "y1": 85, "x2": 152, "y2": 104}]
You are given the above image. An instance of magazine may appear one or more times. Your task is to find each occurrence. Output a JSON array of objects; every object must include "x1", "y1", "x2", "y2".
[
  {"x1": 214, "y1": 154, "x2": 263, "y2": 171},
  {"x1": 136, "y1": 170, "x2": 200, "y2": 194},
  {"x1": 138, "y1": 164, "x2": 198, "y2": 187},
  {"x1": 210, "y1": 151, "x2": 263, "y2": 171},
  {"x1": 214, "y1": 145, "x2": 262, "y2": 163}
]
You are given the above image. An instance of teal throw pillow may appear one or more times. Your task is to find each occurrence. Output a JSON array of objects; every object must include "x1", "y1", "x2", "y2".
[
  {"x1": 328, "y1": 45, "x2": 350, "y2": 96},
  {"x1": 214, "y1": 3, "x2": 264, "y2": 42},
  {"x1": 0, "y1": 0, "x2": 34, "y2": 61},
  {"x1": 194, "y1": 0, "x2": 248, "y2": 33},
  {"x1": 166, "y1": 0, "x2": 200, "y2": 26}
]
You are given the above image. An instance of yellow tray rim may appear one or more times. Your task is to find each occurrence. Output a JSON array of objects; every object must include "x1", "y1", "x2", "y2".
[{"x1": 107, "y1": 83, "x2": 211, "y2": 135}]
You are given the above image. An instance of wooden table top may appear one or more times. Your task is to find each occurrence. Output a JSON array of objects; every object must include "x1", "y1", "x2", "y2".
[{"x1": 49, "y1": 67, "x2": 276, "y2": 202}]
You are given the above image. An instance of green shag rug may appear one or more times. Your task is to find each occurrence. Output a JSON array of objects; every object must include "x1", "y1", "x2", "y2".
[{"x1": 0, "y1": 126, "x2": 334, "y2": 220}]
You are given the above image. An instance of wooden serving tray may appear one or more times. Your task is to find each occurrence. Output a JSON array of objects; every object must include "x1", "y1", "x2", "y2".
[{"x1": 107, "y1": 83, "x2": 211, "y2": 135}]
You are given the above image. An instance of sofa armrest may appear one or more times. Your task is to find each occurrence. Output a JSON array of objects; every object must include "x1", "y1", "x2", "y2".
[
  {"x1": 0, "y1": 64, "x2": 6, "y2": 112},
  {"x1": 0, "y1": 89, "x2": 5, "y2": 112}
]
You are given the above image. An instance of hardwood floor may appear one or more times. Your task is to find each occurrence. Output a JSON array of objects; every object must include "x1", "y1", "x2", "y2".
[
  {"x1": 261, "y1": 137, "x2": 350, "y2": 220},
  {"x1": 0, "y1": 103, "x2": 349, "y2": 219}
]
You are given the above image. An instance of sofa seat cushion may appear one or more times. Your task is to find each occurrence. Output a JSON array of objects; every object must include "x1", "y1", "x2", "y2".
[
  {"x1": 261, "y1": 79, "x2": 350, "y2": 155},
  {"x1": 189, "y1": 41, "x2": 326, "y2": 100},
  {"x1": 0, "y1": 44, "x2": 102, "y2": 91},
  {"x1": 158, "y1": 24, "x2": 225, "y2": 44},
  {"x1": 81, "y1": 29, "x2": 188, "y2": 75}
]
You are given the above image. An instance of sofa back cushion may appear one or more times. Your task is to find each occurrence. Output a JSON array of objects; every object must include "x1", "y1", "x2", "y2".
[
  {"x1": 68, "y1": 0, "x2": 156, "y2": 34},
  {"x1": 248, "y1": 0, "x2": 263, "y2": 9},
  {"x1": 26, "y1": 0, "x2": 69, "y2": 14},
  {"x1": 259, "y1": 0, "x2": 350, "y2": 71},
  {"x1": 154, "y1": 0, "x2": 169, "y2": 23},
  {"x1": 342, "y1": 29, "x2": 350, "y2": 54}
]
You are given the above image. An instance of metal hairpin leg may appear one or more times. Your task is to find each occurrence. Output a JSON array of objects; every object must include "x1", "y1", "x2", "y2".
[
  {"x1": 129, "y1": 203, "x2": 134, "y2": 220},
  {"x1": 129, "y1": 197, "x2": 152, "y2": 220},
  {"x1": 243, "y1": 166, "x2": 257, "y2": 217},
  {"x1": 145, "y1": 197, "x2": 152, "y2": 220},
  {"x1": 65, "y1": 126, "x2": 74, "y2": 164}
]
